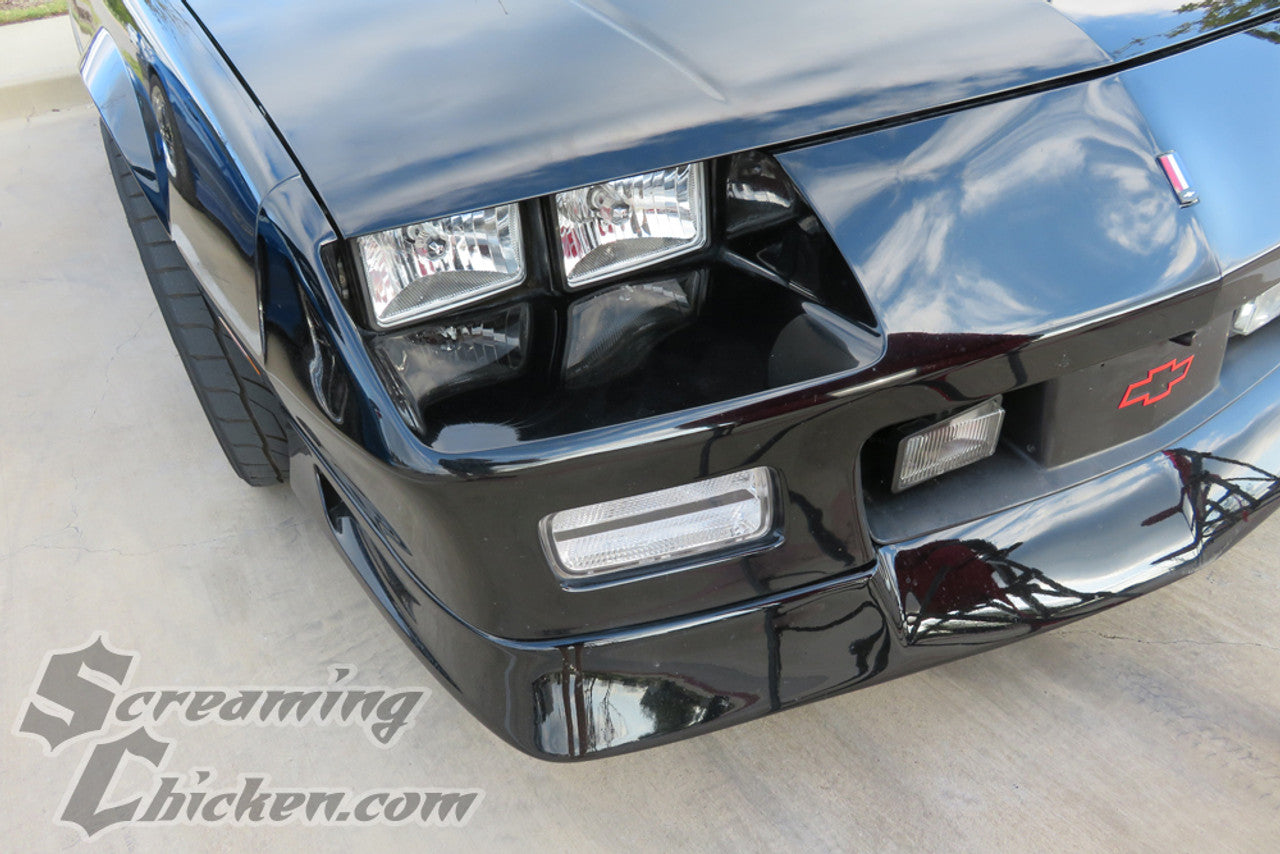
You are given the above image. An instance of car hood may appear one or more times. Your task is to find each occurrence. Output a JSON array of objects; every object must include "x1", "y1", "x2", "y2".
[{"x1": 186, "y1": 0, "x2": 1279, "y2": 236}]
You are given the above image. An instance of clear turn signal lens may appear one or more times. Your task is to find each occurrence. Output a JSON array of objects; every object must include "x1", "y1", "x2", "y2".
[{"x1": 541, "y1": 467, "x2": 775, "y2": 580}]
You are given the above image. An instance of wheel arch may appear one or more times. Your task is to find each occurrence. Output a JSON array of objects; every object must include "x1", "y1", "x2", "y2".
[{"x1": 80, "y1": 27, "x2": 170, "y2": 226}]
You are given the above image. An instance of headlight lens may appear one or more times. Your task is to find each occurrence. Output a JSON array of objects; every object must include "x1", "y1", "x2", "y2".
[
  {"x1": 564, "y1": 274, "x2": 703, "y2": 389},
  {"x1": 556, "y1": 163, "x2": 707, "y2": 288},
  {"x1": 370, "y1": 304, "x2": 530, "y2": 410},
  {"x1": 355, "y1": 204, "x2": 525, "y2": 328},
  {"x1": 725, "y1": 151, "x2": 796, "y2": 235}
]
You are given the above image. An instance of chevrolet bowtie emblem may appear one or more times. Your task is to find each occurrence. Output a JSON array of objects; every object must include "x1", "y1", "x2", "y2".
[{"x1": 1119, "y1": 356, "x2": 1195, "y2": 409}]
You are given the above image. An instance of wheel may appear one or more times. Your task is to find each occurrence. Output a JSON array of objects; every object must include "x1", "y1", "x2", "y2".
[
  {"x1": 101, "y1": 121, "x2": 292, "y2": 486},
  {"x1": 147, "y1": 75, "x2": 195, "y2": 204}
]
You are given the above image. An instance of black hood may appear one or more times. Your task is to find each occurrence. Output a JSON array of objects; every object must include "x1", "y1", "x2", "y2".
[{"x1": 185, "y1": 0, "x2": 1279, "y2": 235}]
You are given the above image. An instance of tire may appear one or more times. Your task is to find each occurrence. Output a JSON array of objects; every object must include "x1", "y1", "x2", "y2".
[
  {"x1": 147, "y1": 76, "x2": 196, "y2": 205},
  {"x1": 101, "y1": 121, "x2": 292, "y2": 486}
]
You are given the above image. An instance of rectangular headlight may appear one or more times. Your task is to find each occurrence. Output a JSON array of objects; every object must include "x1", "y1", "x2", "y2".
[
  {"x1": 355, "y1": 204, "x2": 525, "y2": 328},
  {"x1": 540, "y1": 467, "x2": 775, "y2": 580},
  {"x1": 563, "y1": 274, "x2": 703, "y2": 389},
  {"x1": 369, "y1": 303, "x2": 529, "y2": 409},
  {"x1": 556, "y1": 163, "x2": 708, "y2": 288}
]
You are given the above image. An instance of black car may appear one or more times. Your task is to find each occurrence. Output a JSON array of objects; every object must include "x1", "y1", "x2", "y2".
[{"x1": 72, "y1": 0, "x2": 1280, "y2": 759}]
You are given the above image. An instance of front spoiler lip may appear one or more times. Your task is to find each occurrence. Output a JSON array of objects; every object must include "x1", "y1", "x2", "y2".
[{"x1": 293, "y1": 322, "x2": 1280, "y2": 760}]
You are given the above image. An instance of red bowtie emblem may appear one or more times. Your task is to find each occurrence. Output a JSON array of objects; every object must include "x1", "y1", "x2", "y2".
[{"x1": 1118, "y1": 356, "x2": 1195, "y2": 409}]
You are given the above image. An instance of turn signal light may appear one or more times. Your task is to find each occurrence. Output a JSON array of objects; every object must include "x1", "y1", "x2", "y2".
[
  {"x1": 892, "y1": 398, "x2": 1005, "y2": 492},
  {"x1": 540, "y1": 468, "x2": 775, "y2": 581},
  {"x1": 1232, "y1": 282, "x2": 1280, "y2": 336}
]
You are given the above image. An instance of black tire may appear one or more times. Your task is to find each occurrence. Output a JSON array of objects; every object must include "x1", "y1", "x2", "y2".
[
  {"x1": 101, "y1": 121, "x2": 291, "y2": 486},
  {"x1": 147, "y1": 75, "x2": 196, "y2": 205}
]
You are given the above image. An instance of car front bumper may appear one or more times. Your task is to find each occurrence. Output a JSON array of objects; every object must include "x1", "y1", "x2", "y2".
[
  {"x1": 280, "y1": 302, "x2": 1280, "y2": 760},
  {"x1": 250, "y1": 26, "x2": 1280, "y2": 760},
  {"x1": 77, "y1": 0, "x2": 1280, "y2": 762}
]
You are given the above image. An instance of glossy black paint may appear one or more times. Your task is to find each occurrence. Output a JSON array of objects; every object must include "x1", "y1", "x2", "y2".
[
  {"x1": 73, "y1": 0, "x2": 299, "y2": 358},
  {"x1": 181, "y1": 0, "x2": 1101, "y2": 235},
  {"x1": 289, "y1": 319, "x2": 1280, "y2": 756},
  {"x1": 883, "y1": 327, "x2": 1280, "y2": 645},
  {"x1": 180, "y1": 0, "x2": 1280, "y2": 236},
  {"x1": 1051, "y1": 0, "x2": 1280, "y2": 59},
  {"x1": 1121, "y1": 20, "x2": 1280, "y2": 271},
  {"x1": 779, "y1": 75, "x2": 1221, "y2": 343},
  {"x1": 76, "y1": 0, "x2": 1280, "y2": 758}
]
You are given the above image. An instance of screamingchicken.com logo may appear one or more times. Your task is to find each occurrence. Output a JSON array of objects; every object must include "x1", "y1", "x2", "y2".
[{"x1": 13, "y1": 635, "x2": 483, "y2": 838}]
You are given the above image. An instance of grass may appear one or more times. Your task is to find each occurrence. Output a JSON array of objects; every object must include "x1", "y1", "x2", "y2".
[{"x1": 0, "y1": 1, "x2": 67, "y2": 26}]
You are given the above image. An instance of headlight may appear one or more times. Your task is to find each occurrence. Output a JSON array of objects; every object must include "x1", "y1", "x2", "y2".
[
  {"x1": 563, "y1": 274, "x2": 704, "y2": 389},
  {"x1": 725, "y1": 151, "x2": 796, "y2": 235},
  {"x1": 370, "y1": 303, "x2": 530, "y2": 411},
  {"x1": 354, "y1": 204, "x2": 525, "y2": 329},
  {"x1": 556, "y1": 163, "x2": 708, "y2": 288}
]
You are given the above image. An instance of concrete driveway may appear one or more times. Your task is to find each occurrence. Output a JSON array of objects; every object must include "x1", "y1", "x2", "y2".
[{"x1": 3, "y1": 64, "x2": 1280, "y2": 854}]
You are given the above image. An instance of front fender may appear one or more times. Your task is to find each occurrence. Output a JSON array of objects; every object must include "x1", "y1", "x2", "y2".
[
  {"x1": 80, "y1": 27, "x2": 167, "y2": 225},
  {"x1": 75, "y1": 0, "x2": 302, "y2": 362}
]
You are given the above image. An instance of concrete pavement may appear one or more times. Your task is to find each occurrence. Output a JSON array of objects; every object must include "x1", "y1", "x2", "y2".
[
  {"x1": 0, "y1": 16, "x2": 85, "y2": 122},
  {"x1": 2, "y1": 50, "x2": 1280, "y2": 854}
]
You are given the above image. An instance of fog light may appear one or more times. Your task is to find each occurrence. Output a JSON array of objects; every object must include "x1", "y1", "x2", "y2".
[
  {"x1": 1232, "y1": 282, "x2": 1280, "y2": 336},
  {"x1": 541, "y1": 468, "x2": 775, "y2": 580},
  {"x1": 892, "y1": 398, "x2": 1005, "y2": 492}
]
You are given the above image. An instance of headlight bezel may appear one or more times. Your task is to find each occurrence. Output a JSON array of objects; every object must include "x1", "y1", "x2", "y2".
[{"x1": 335, "y1": 150, "x2": 874, "y2": 444}]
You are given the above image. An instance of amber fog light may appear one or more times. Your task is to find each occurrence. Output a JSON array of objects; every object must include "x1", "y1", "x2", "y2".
[
  {"x1": 540, "y1": 468, "x2": 776, "y2": 580},
  {"x1": 892, "y1": 398, "x2": 1005, "y2": 492}
]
